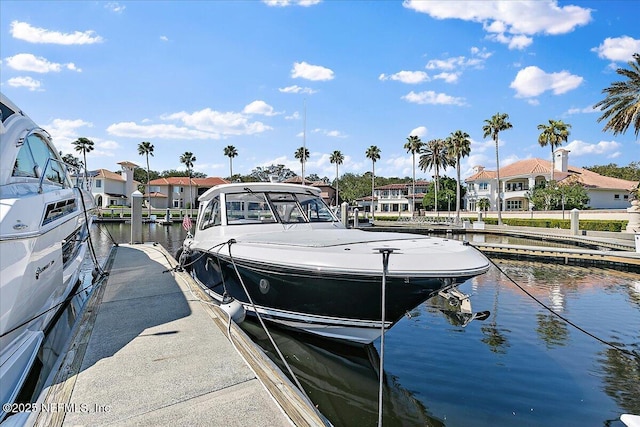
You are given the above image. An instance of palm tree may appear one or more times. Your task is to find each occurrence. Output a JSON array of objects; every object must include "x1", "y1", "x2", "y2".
[
  {"x1": 294, "y1": 146, "x2": 310, "y2": 184},
  {"x1": 223, "y1": 145, "x2": 238, "y2": 180},
  {"x1": 482, "y1": 113, "x2": 513, "y2": 225},
  {"x1": 537, "y1": 120, "x2": 571, "y2": 182},
  {"x1": 179, "y1": 151, "x2": 196, "y2": 215},
  {"x1": 594, "y1": 53, "x2": 640, "y2": 137},
  {"x1": 447, "y1": 130, "x2": 472, "y2": 224},
  {"x1": 72, "y1": 137, "x2": 94, "y2": 189},
  {"x1": 329, "y1": 150, "x2": 344, "y2": 206},
  {"x1": 138, "y1": 141, "x2": 154, "y2": 217},
  {"x1": 365, "y1": 145, "x2": 381, "y2": 221},
  {"x1": 419, "y1": 138, "x2": 449, "y2": 216},
  {"x1": 404, "y1": 135, "x2": 423, "y2": 216}
]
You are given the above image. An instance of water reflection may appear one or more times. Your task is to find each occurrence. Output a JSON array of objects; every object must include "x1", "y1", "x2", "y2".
[{"x1": 241, "y1": 321, "x2": 444, "y2": 427}]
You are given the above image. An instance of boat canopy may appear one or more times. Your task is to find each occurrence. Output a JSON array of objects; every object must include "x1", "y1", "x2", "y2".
[{"x1": 198, "y1": 182, "x2": 321, "y2": 202}]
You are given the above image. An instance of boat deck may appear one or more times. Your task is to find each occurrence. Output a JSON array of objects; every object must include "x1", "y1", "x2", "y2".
[{"x1": 31, "y1": 244, "x2": 326, "y2": 427}]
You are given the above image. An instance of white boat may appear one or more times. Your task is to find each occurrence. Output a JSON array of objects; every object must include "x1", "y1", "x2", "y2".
[
  {"x1": 0, "y1": 93, "x2": 95, "y2": 422},
  {"x1": 180, "y1": 182, "x2": 490, "y2": 344}
]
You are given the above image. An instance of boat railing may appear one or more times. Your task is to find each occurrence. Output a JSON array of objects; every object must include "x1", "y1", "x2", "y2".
[{"x1": 38, "y1": 157, "x2": 74, "y2": 193}]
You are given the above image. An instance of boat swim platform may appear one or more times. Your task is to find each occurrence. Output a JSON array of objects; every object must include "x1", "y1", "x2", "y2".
[{"x1": 30, "y1": 243, "x2": 327, "y2": 427}]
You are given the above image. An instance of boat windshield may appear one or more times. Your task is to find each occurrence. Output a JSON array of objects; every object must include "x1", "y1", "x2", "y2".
[{"x1": 224, "y1": 191, "x2": 336, "y2": 225}]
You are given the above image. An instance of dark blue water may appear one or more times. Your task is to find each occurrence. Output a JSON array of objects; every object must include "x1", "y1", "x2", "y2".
[{"x1": 91, "y1": 223, "x2": 640, "y2": 427}]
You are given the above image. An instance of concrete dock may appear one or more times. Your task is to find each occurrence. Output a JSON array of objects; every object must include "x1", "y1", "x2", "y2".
[{"x1": 32, "y1": 244, "x2": 327, "y2": 426}]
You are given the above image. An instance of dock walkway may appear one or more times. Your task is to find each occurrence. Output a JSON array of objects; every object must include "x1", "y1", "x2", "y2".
[{"x1": 33, "y1": 244, "x2": 326, "y2": 426}]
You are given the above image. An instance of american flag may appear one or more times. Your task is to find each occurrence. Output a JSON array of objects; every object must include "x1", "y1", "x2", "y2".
[{"x1": 182, "y1": 215, "x2": 192, "y2": 231}]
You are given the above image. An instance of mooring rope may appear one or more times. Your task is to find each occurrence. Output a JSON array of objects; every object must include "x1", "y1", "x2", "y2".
[{"x1": 488, "y1": 256, "x2": 640, "y2": 361}]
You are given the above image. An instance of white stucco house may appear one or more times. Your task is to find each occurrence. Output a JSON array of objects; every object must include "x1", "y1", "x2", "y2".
[{"x1": 464, "y1": 149, "x2": 637, "y2": 211}]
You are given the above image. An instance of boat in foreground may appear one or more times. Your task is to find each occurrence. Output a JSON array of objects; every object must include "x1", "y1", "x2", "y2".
[
  {"x1": 0, "y1": 93, "x2": 94, "y2": 422},
  {"x1": 180, "y1": 182, "x2": 490, "y2": 344}
]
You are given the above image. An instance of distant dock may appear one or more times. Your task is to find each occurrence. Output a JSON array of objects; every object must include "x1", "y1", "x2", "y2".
[{"x1": 31, "y1": 244, "x2": 327, "y2": 426}]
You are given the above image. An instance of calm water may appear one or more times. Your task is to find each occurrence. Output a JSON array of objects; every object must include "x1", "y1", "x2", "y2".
[{"x1": 91, "y1": 222, "x2": 640, "y2": 427}]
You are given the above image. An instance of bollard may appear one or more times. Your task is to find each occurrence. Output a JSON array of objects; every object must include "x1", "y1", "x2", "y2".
[
  {"x1": 166, "y1": 208, "x2": 171, "y2": 222},
  {"x1": 341, "y1": 202, "x2": 349, "y2": 227},
  {"x1": 353, "y1": 208, "x2": 359, "y2": 228},
  {"x1": 131, "y1": 190, "x2": 143, "y2": 243},
  {"x1": 570, "y1": 208, "x2": 580, "y2": 235}
]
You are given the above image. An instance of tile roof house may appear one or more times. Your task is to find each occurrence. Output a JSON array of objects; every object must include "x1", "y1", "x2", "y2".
[
  {"x1": 464, "y1": 149, "x2": 638, "y2": 211},
  {"x1": 148, "y1": 176, "x2": 229, "y2": 209},
  {"x1": 283, "y1": 176, "x2": 338, "y2": 206},
  {"x1": 88, "y1": 161, "x2": 140, "y2": 208}
]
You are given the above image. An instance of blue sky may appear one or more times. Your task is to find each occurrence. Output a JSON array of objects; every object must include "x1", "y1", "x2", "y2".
[{"x1": 1, "y1": 0, "x2": 638, "y2": 181}]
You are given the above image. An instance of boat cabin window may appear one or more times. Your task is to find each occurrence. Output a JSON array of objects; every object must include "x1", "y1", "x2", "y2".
[
  {"x1": 200, "y1": 196, "x2": 221, "y2": 230},
  {"x1": 225, "y1": 193, "x2": 276, "y2": 224},
  {"x1": 12, "y1": 133, "x2": 66, "y2": 186}
]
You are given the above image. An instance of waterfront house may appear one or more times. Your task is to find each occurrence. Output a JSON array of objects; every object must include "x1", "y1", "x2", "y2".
[
  {"x1": 283, "y1": 176, "x2": 338, "y2": 206},
  {"x1": 147, "y1": 176, "x2": 229, "y2": 209},
  {"x1": 464, "y1": 149, "x2": 637, "y2": 211},
  {"x1": 356, "y1": 181, "x2": 430, "y2": 215},
  {"x1": 88, "y1": 161, "x2": 140, "y2": 208}
]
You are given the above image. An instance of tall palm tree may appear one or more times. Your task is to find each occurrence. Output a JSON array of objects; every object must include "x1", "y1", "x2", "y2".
[
  {"x1": 365, "y1": 145, "x2": 381, "y2": 221},
  {"x1": 138, "y1": 141, "x2": 154, "y2": 217},
  {"x1": 72, "y1": 137, "x2": 94, "y2": 189},
  {"x1": 482, "y1": 113, "x2": 513, "y2": 225},
  {"x1": 447, "y1": 130, "x2": 472, "y2": 224},
  {"x1": 594, "y1": 53, "x2": 640, "y2": 137},
  {"x1": 179, "y1": 151, "x2": 196, "y2": 216},
  {"x1": 223, "y1": 145, "x2": 238, "y2": 180},
  {"x1": 537, "y1": 120, "x2": 571, "y2": 182},
  {"x1": 329, "y1": 150, "x2": 344, "y2": 206},
  {"x1": 419, "y1": 138, "x2": 449, "y2": 215},
  {"x1": 404, "y1": 135, "x2": 423, "y2": 216},
  {"x1": 294, "y1": 146, "x2": 310, "y2": 184}
]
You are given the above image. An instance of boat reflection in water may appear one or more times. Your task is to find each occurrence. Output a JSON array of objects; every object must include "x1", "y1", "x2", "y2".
[{"x1": 241, "y1": 320, "x2": 444, "y2": 427}]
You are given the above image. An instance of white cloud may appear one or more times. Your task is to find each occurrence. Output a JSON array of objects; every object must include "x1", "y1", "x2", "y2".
[
  {"x1": 160, "y1": 35, "x2": 169, "y2": 42},
  {"x1": 243, "y1": 100, "x2": 279, "y2": 116},
  {"x1": 5, "y1": 53, "x2": 81, "y2": 73},
  {"x1": 107, "y1": 121, "x2": 216, "y2": 140},
  {"x1": 10, "y1": 21, "x2": 103, "y2": 45},
  {"x1": 310, "y1": 128, "x2": 347, "y2": 138},
  {"x1": 262, "y1": 0, "x2": 321, "y2": 6},
  {"x1": 434, "y1": 72, "x2": 460, "y2": 83},
  {"x1": 510, "y1": 66, "x2": 583, "y2": 98},
  {"x1": 404, "y1": 0, "x2": 592, "y2": 49},
  {"x1": 291, "y1": 61, "x2": 334, "y2": 81},
  {"x1": 108, "y1": 107, "x2": 273, "y2": 140},
  {"x1": 44, "y1": 118, "x2": 93, "y2": 154},
  {"x1": 564, "y1": 139, "x2": 622, "y2": 158},
  {"x1": 591, "y1": 36, "x2": 640, "y2": 62},
  {"x1": 379, "y1": 70, "x2": 429, "y2": 84},
  {"x1": 409, "y1": 126, "x2": 428, "y2": 137},
  {"x1": 7, "y1": 76, "x2": 42, "y2": 91},
  {"x1": 164, "y1": 108, "x2": 272, "y2": 136},
  {"x1": 278, "y1": 85, "x2": 317, "y2": 94},
  {"x1": 402, "y1": 90, "x2": 466, "y2": 106},
  {"x1": 566, "y1": 106, "x2": 598, "y2": 115},
  {"x1": 105, "y1": 2, "x2": 126, "y2": 13}
]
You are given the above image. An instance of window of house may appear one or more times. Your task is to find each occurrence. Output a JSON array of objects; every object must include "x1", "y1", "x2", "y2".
[
  {"x1": 173, "y1": 200, "x2": 181, "y2": 208},
  {"x1": 95, "y1": 179, "x2": 102, "y2": 188},
  {"x1": 614, "y1": 194, "x2": 620, "y2": 199},
  {"x1": 479, "y1": 182, "x2": 488, "y2": 190}
]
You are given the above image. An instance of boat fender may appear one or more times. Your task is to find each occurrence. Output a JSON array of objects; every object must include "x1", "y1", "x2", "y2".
[{"x1": 220, "y1": 294, "x2": 245, "y2": 324}]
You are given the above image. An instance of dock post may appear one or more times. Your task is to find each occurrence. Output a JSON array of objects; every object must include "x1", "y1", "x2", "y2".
[
  {"x1": 166, "y1": 208, "x2": 171, "y2": 223},
  {"x1": 570, "y1": 208, "x2": 580, "y2": 235},
  {"x1": 131, "y1": 190, "x2": 143, "y2": 243},
  {"x1": 353, "y1": 208, "x2": 359, "y2": 228},
  {"x1": 340, "y1": 202, "x2": 348, "y2": 227}
]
